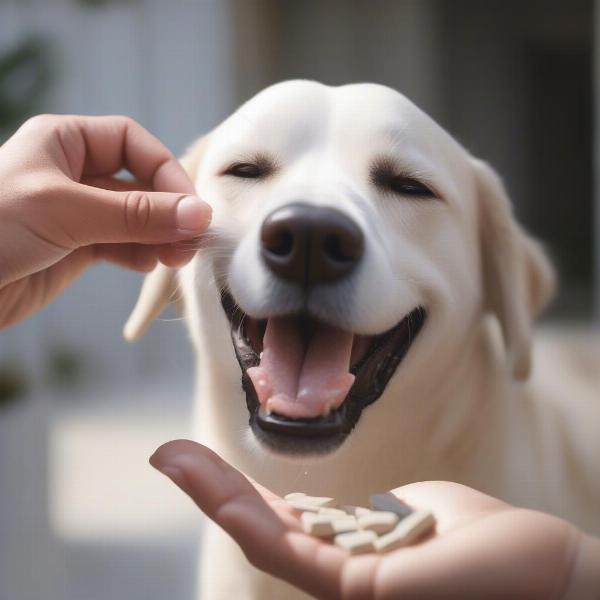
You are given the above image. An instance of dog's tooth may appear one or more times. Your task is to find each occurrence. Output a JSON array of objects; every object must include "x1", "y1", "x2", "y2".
[
  {"x1": 334, "y1": 529, "x2": 378, "y2": 554},
  {"x1": 357, "y1": 511, "x2": 399, "y2": 534},
  {"x1": 265, "y1": 399, "x2": 274, "y2": 415},
  {"x1": 369, "y1": 492, "x2": 413, "y2": 517},
  {"x1": 259, "y1": 351, "x2": 263, "y2": 360},
  {"x1": 374, "y1": 510, "x2": 435, "y2": 552},
  {"x1": 323, "y1": 400, "x2": 335, "y2": 416}
]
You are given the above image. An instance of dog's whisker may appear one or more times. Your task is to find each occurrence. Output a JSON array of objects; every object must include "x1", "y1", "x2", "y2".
[{"x1": 156, "y1": 316, "x2": 186, "y2": 323}]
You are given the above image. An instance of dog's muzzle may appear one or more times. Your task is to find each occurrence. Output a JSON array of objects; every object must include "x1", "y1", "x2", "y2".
[{"x1": 219, "y1": 202, "x2": 426, "y2": 456}]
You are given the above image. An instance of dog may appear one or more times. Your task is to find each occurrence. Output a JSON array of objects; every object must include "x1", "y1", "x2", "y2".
[{"x1": 124, "y1": 80, "x2": 600, "y2": 600}]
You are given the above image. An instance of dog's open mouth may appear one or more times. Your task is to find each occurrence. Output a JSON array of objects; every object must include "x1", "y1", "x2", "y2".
[{"x1": 221, "y1": 290, "x2": 426, "y2": 455}]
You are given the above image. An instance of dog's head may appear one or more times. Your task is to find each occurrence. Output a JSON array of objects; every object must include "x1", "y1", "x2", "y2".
[{"x1": 125, "y1": 81, "x2": 555, "y2": 458}]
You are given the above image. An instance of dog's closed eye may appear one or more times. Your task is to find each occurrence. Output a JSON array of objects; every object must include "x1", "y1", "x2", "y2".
[
  {"x1": 222, "y1": 155, "x2": 276, "y2": 179},
  {"x1": 224, "y1": 162, "x2": 264, "y2": 178},
  {"x1": 371, "y1": 157, "x2": 437, "y2": 200}
]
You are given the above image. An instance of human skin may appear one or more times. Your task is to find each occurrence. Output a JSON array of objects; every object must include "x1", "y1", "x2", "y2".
[
  {"x1": 151, "y1": 439, "x2": 600, "y2": 600},
  {"x1": 0, "y1": 114, "x2": 211, "y2": 329}
]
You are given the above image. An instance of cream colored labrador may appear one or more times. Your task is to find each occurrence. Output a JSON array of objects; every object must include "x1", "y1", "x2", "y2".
[{"x1": 125, "y1": 81, "x2": 600, "y2": 600}]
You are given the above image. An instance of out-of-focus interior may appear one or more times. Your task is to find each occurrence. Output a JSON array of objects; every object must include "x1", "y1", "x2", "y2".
[{"x1": 0, "y1": 1, "x2": 596, "y2": 599}]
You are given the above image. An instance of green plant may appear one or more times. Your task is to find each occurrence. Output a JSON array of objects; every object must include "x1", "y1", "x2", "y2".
[
  {"x1": 0, "y1": 361, "x2": 30, "y2": 409},
  {"x1": 0, "y1": 36, "x2": 53, "y2": 140},
  {"x1": 46, "y1": 345, "x2": 86, "y2": 389}
]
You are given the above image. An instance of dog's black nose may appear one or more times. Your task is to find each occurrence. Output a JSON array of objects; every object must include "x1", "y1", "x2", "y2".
[{"x1": 260, "y1": 202, "x2": 364, "y2": 286}]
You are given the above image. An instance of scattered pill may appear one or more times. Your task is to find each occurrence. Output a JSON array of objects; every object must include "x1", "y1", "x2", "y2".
[
  {"x1": 334, "y1": 529, "x2": 378, "y2": 554},
  {"x1": 374, "y1": 510, "x2": 435, "y2": 552},
  {"x1": 299, "y1": 495, "x2": 337, "y2": 508},
  {"x1": 318, "y1": 507, "x2": 349, "y2": 517},
  {"x1": 340, "y1": 505, "x2": 373, "y2": 518},
  {"x1": 284, "y1": 492, "x2": 307, "y2": 501},
  {"x1": 285, "y1": 491, "x2": 435, "y2": 554},
  {"x1": 301, "y1": 513, "x2": 358, "y2": 537},
  {"x1": 287, "y1": 499, "x2": 323, "y2": 512},
  {"x1": 358, "y1": 511, "x2": 399, "y2": 534},
  {"x1": 369, "y1": 492, "x2": 413, "y2": 517}
]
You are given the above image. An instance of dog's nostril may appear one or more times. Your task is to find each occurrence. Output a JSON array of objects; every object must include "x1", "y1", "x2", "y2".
[
  {"x1": 323, "y1": 233, "x2": 361, "y2": 263},
  {"x1": 260, "y1": 202, "x2": 364, "y2": 286},
  {"x1": 263, "y1": 227, "x2": 294, "y2": 257}
]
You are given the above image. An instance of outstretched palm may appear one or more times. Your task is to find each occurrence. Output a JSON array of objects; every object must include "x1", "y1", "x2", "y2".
[{"x1": 151, "y1": 440, "x2": 575, "y2": 600}]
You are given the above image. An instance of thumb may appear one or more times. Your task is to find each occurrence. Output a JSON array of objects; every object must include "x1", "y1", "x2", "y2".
[{"x1": 61, "y1": 182, "x2": 212, "y2": 245}]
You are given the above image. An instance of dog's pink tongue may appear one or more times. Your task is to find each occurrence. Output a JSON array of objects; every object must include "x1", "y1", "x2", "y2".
[{"x1": 247, "y1": 317, "x2": 355, "y2": 419}]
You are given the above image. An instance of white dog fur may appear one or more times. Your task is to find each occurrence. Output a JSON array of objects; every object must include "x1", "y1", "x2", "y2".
[{"x1": 125, "y1": 81, "x2": 600, "y2": 600}]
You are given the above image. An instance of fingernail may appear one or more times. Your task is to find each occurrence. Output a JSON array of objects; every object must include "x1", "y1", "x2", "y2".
[
  {"x1": 159, "y1": 465, "x2": 184, "y2": 484},
  {"x1": 152, "y1": 459, "x2": 186, "y2": 487},
  {"x1": 176, "y1": 196, "x2": 211, "y2": 233}
]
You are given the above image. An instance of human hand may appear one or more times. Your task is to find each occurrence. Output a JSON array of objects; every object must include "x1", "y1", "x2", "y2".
[
  {"x1": 0, "y1": 114, "x2": 210, "y2": 329},
  {"x1": 150, "y1": 440, "x2": 585, "y2": 600}
]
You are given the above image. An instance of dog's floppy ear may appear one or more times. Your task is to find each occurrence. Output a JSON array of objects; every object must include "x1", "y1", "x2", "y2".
[
  {"x1": 123, "y1": 135, "x2": 210, "y2": 342},
  {"x1": 472, "y1": 158, "x2": 556, "y2": 380}
]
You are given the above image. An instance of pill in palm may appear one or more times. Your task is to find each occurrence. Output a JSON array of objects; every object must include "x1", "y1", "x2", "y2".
[
  {"x1": 285, "y1": 491, "x2": 435, "y2": 554},
  {"x1": 301, "y1": 513, "x2": 358, "y2": 537},
  {"x1": 318, "y1": 507, "x2": 349, "y2": 517},
  {"x1": 299, "y1": 495, "x2": 338, "y2": 508},
  {"x1": 339, "y1": 505, "x2": 373, "y2": 518},
  {"x1": 284, "y1": 492, "x2": 307, "y2": 501},
  {"x1": 374, "y1": 510, "x2": 435, "y2": 552},
  {"x1": 287, "y1": 499, "x2": 322, "y2": 512},
  {"x1": 369, "y1": 492, "x2": 413, "y2": 517},
  {"x1": 357, "y1": 511, "x2": 399, "y2": 534},
  {"x1": 334, "y1": 529, "x2": 378, "y2": 554}
]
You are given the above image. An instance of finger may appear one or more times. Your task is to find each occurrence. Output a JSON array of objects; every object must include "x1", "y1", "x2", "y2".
[
  {"x1": 80, "y1": 116, "x2": 196, "y2": 193},
  {"x1": 78, "y1": 115, "x2": 196, "y2": 193},
  {"x1": 95, "y1": 240, "x2": 196, "y2": 272},
  {"x1": 150, "y1": 440, "x2": 347, "y2": 600},
  {"x1": 42, "y1": 115, "x2": 196, "y2": 194},
  {"x1": 53, "y1": 181, "x2": 211, "y2": 246},
  {"x1": 81, "y1": 178, "x2": 208, "y2": 253},
  {"x1": 81, "y1": 174, "x2": 152, "y2": 192},
  {"x1": 93, "y1": 243, "x2": 159, "y2": 272},
  {"x1": 155, "y1": 243, "x2": 196, "y2": 268}
]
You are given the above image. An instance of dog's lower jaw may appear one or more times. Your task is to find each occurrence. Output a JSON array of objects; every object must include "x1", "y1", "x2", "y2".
[{"x1": 191, "y1": 312, "x2": 501, "y2": 502}]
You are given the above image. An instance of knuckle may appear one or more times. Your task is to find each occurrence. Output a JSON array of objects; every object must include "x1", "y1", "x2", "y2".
[
  {"x1": 114, "y1": 114, "x2": 138, "y2": 132},
  {"x1": 121, "y1": 115, "x2": 137, "y2": 127},
  {"x1": 20, "y1": 113, "x2": 59, "y2": 134},
  {"x1": 124, "y1": 190, "x2": 152, "y2": 236}
]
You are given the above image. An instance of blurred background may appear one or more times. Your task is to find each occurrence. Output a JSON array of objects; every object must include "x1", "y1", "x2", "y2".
[{"x1": 0, "y1": 0, "x2": 597, "y2": 598}]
